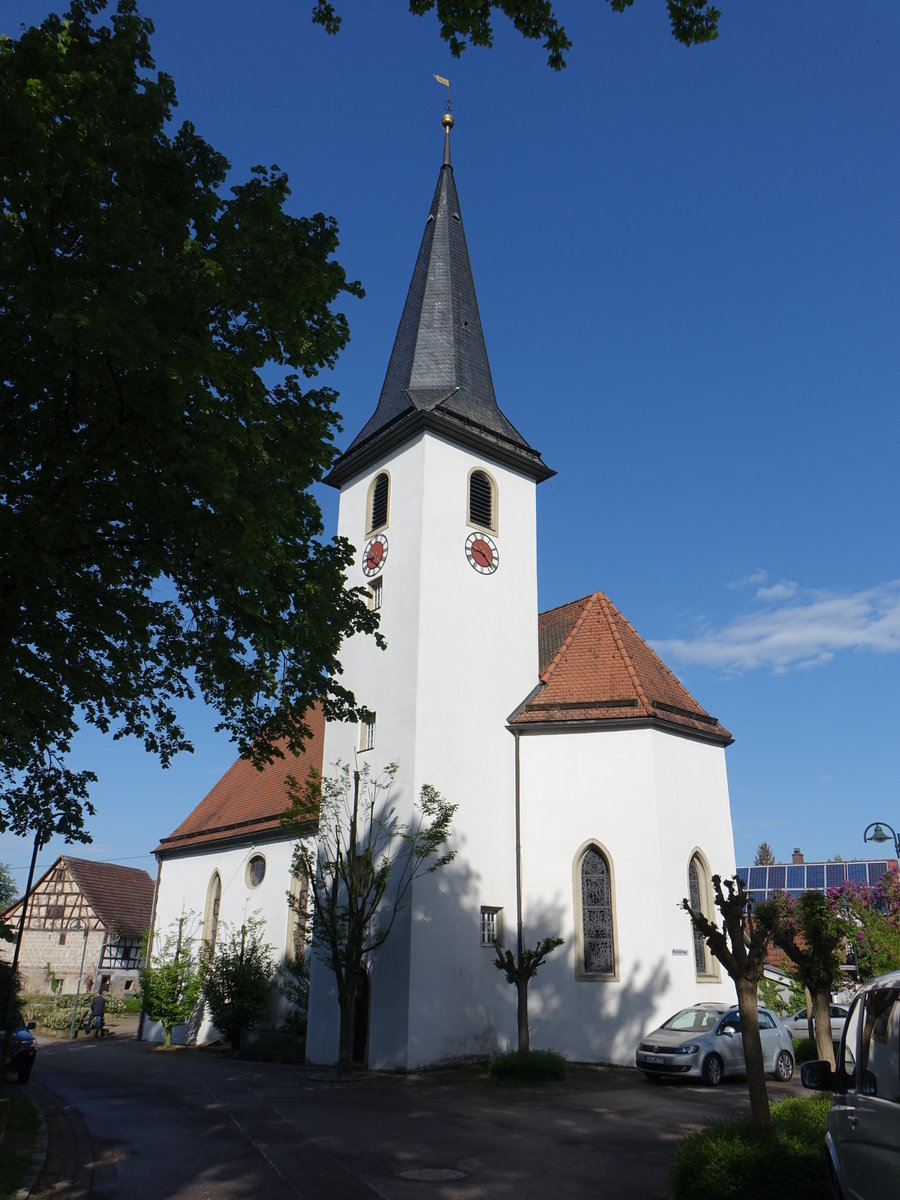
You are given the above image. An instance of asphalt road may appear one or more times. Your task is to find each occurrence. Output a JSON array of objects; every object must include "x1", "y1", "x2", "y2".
[{"x1": 27, "y1": 1028, "x2": 805, "y2": 1199}]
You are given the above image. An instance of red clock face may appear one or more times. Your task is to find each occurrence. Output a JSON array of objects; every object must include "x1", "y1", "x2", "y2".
[
  {"x1": 363, "y1": 534, "x2": 388, "y2": 576},
  {"x1": 465, "y1": 531, "x2": 499, "y2": 574}
]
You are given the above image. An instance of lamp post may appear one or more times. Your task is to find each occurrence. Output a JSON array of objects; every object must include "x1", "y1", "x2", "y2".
[
  {"x1": 69, "y1": 919, "x2": 90, "y2": 1039},
  {"x1": 862, "y1": 822, "x2": 900, "y2": 859}
]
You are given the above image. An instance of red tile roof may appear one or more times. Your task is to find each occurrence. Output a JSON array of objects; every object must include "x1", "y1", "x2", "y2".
[
  {"x1": 512, "y1": 591, "x2": 732, "y2": 744},
  {"x1": 61, "y1": 857, "x2": 155, "y2": 938},
  {"x1": 154, "y1": 705, "x2": 325, "y2": 856}
]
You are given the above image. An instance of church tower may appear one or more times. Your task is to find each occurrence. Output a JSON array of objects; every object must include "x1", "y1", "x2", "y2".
[{"x1": 305, "y1": 115, "x2": 553, "y2": 1069}]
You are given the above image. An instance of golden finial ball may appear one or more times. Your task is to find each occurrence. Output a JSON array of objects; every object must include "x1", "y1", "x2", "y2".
[{"x1": 441, "y1": 112, "x2": 454, "y2": 131}]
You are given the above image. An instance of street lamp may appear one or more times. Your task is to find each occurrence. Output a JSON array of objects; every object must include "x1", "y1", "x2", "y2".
[
  {"x1": 69, "y1": 919, "x2": 90, "y2": 1039},
  {"x1": 863, "y1": 822, "x2": 900, "y2": 859}
]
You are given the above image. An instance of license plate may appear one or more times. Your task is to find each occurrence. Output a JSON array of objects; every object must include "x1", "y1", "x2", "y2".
[{"x1": 644, "y1": 1055, "x2": 666, "y2": 1065}]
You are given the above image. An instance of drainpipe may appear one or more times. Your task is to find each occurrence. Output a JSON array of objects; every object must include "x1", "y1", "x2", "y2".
[{"x1": 514, "y1": 730, "x2": 524, "y2": 963}]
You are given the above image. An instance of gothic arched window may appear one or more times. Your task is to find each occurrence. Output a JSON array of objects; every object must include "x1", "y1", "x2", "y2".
[
  {"x1": 575, "y1": 843, "x2": 618, "y2": 979},
  {"x1": 203, "y1": 872, "x2": 222, "y2": 955},
  {"x1": 688, "y1": 852, "x2": 718, "y2": 980}
]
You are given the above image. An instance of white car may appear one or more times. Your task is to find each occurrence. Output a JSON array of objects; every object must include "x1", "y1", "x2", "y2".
[
  {"x1": 801, "y1": 971, "x2": 900, "y2": 1200},
  {"x1": 636, "y1": 1003, "x2": 795, "y2": 1086},
  {"x1": 788, "y1": 1003, "x2": 849, "y2": 1043}
]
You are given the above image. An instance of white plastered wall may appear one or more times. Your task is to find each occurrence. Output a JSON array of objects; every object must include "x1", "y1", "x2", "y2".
[
  {"x1": 147, "y1": 835, "x2": 310, "y2": 1044},
  {"x1": 515, "y1": 724, "x2": 737, "y2": 1064}
]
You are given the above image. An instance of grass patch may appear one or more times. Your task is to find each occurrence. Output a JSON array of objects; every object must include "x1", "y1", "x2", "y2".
[
  {"x1": 488, "y1": 1049, "x2": 568, "y2": 1084},
  {"x1": 669, "y1": 1094, "x2": 832, "y2": 1200}
]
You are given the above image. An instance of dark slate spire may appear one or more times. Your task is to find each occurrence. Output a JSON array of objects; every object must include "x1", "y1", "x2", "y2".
[{"x1": 327, "y1": 115, "x2": 552, "y2": 486}]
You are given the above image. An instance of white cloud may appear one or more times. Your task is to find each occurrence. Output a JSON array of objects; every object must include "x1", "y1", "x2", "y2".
[
  {"x1": 755, "y1": 581, "x2": 799, "y2": 602},
  {"x1": 727, "y1": 568, "x2": 768, "y2": 591},
  {"x1": 652, "y1": 579, "x2": 900, "y2": 674}
]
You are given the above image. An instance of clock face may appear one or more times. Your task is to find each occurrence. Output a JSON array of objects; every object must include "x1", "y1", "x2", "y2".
[
  {"x1": 362, "y1": 534, "x2": 388, "y2": 576},
  {"x1": 465, "y1": 531, "x2": 499, "y2": 575}
]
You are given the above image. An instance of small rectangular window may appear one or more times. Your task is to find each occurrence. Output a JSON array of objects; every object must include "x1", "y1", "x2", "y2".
[
  {"x1": 480, "y1": 906, "x2": 503, "y2": 947},
  {"x1": 359, "y1": 713, "x2": 376, "y2": 752},
  {"x1": 58, "y1": 932, "x2": 67, "y2": 946},
  {"x1": 368, "y1": 578, "x2": 382, "y2": 611}
]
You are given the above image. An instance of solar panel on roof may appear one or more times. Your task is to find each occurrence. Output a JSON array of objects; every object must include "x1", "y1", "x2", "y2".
[
  {"x1": 787, "y1": 866, "x2": 805, "y2": 890},
  {"x1": 807, "y1": 865, "x2": 824, "y2": 889},
  {"x1": 867, "y1": 862, "x2": 888, "y2": 884},
  {"x1": 847, "y1": 862, "x2": 868, "y2": 883},
  {"x1": 826, "y1": 864, "x2": 844, "y2": 888},
  {"x1": 769, "y1": 866, "x2": 786, "y2": 890},
  {"x1": 749, "y1": 867, "x2": 767, "y2": 890}
]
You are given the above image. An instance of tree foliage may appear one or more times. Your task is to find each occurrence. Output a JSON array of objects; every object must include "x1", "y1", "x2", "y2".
[
  {"x1": 755, "y1": 890, "x2": 845, "y2": 1068},
  {"x1": 831, "y1": 873, "x2": 900, "y2": 982},
  {"x1": 0, "y1": 862, "x2": 16, "y2": 912},
  {"x1": 493, "y1": 935, "x2": 564, "y2": 1053},
  {"x1": 682, "y1": 874, "x2": 772, "y2": 1127},
  {"x1": 285, "y1": 761, "x2": 456, "y2": 1072},
  {"x1": 201, "y1": 917, "x2": 276, "y2": 1051},
  {"x1": 139, "y1": 916, "x2": 204, "y2": 1046},
  {"x1": 0, "y1": 0, "x2": 379, "y2": 833},
  {"x1": 754, "y1": 841, "x2": 776, "y2": 866},
  {"x1": 313, "y1": 0, "x2": 721, "y2": 70}
]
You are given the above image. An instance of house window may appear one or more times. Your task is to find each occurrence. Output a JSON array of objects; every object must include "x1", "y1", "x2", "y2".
[
  {"x1": 359, "y1": 713, "x2": 376, "y2": 752},
  {"x1": 480, "y1": 906, "x2": 503, "y2": 947},
  {"x1": 468, "y1": 468, "x2": 496, "y2": 532},
  {"x1": 575, "y1": 843, "x2": 618, "y2": 979},
  {"x1": 45, "y1": 904, "x2": 65, "y2": 923},
  {"x1": 204, "y1": 872, "x2": 222, "y2": 953},
  {"x1": 58, "y1": 933, "x2": 67, "y2": 946},
  {"x1": 246, "y1": 855, "x2": 266, "y2": 889},
  {"x1": 368, "y1": 578, "x2": 383, "y2": 611},
  {"x1": 367, "y1": 472, "x2": 390, "y2": 534}
]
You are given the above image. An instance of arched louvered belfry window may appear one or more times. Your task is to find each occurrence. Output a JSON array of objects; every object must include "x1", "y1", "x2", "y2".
[
  {"x1": 688, "y1": 852, "x2": 718, "y2": 980},
  {"x1": 574, "y1": 842, "x2": 618, "y2": 980},
  {"x1": 468, "y1": 468, "x2": 496, "y2": 532},
  {"x1": 367, "y1": 472, "x2": 390, "y2": 535},
  {"x1": 203, "y1": 872, "x2": 222, "y2": 955}
]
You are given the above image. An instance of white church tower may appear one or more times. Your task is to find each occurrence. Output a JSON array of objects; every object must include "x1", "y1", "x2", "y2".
[{"x1": 305, "y1": 114, "x2": 554, "y2": 1069}]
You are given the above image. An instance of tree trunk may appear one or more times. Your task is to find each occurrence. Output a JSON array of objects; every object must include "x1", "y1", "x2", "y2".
[
  {"x1": 338, "y1": 989, "x2": 355, "y2": 1074},
  {"x1": 516, "y1": 978, "x2": 529, "y2": 1054},
  {"x1": 736, "y1": 976, "x2": 770, "y2": 1128},
  {"x1": 812, "y1": 989, "x2": 836, "y2": 1068}
]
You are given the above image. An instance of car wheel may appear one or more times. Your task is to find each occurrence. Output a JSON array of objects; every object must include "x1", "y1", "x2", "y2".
[
  {"x1": 773, "y1": 1050, "x2": 794, "y2": 1082},
  {"x1": 17, "y1": 1064, "x2": 32, "y2": 1084},
  {"x1": 701, "y1": 1053, "x2": 723, "y2": 1086}
]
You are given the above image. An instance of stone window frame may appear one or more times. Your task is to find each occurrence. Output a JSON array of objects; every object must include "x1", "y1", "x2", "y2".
[
  {"x1": 366, "y1": 471, "x2": 391, "y2": 536},
  {"x1": 466, "y1": 466, "x2": 498, "y2": 534},
  {"x1": 688, "y1": 848, "x2": 720, "y2": 982}
]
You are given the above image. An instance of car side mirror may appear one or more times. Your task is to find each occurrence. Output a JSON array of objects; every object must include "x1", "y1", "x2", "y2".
[
  {"x1": 26, "y1": 1021, "x2": 36, "y2": 1031},
  {"x1": 720, "y1": 1026, "x2": 736, "y2": 1038},
  {"x1": 800, "y1": 1060, "x2": 834, "y2": 1091}
]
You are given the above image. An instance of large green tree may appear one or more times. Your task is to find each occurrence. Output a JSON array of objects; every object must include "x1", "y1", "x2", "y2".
[
  {"x1": 313, "y1": 0, "x2": 722, "y2": 70},
  {"x1": 0, "y1": 0, "x2": 379, "y2": 831}
]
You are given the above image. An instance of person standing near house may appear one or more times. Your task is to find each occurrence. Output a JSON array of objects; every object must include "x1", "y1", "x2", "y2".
[{"x1": 85, "y1": 992, "x2": 105, "y2": 1037}]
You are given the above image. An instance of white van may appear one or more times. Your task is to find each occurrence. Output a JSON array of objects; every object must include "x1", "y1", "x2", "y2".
[{"x1": 801, "y1": 969, "x2": 900, "y2": 1200}]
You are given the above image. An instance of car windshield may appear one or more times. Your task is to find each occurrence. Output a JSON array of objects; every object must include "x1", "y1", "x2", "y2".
[{"x1": 661, "y1": 1009, "x2": 721, "y2": 1033}]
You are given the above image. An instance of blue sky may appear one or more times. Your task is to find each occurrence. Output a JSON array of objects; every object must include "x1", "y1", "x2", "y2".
[{"x1": 3, "y1": 1, "x2": 899, "y2": 892}]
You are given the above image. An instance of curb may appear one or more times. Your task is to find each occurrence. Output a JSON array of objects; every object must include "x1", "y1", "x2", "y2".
[{"x1": 12, "y1": 1095, "x2": 47, "y2": 1200}]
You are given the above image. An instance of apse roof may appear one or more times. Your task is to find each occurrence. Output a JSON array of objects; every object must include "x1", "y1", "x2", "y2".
[
  {"x1": 511, "y1": 591, "x2": 732, "y2": 744},
  {"x1": 327, "y1": 116, "x2": 552, "y2": 486},
  {"x1": 153, "y1": 706, "x2": 325, "y2": 856}
]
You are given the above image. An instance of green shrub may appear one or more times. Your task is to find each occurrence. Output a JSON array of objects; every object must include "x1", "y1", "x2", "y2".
[
  {"x1": 669, "y1": 1095, "x2": 832, "y2": 1200},
  {"x1": 488, "y1": 1049, "x2": 568, "y2": 1084},
  {"x1": 793, "y1": 1037, "x2": 821, "y2": 1064}
]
